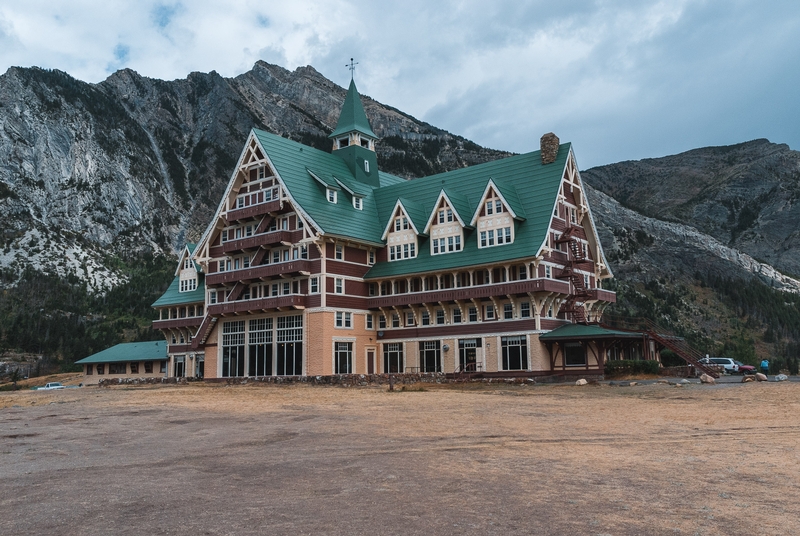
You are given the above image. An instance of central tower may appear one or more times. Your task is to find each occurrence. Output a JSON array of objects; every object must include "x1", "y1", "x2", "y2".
[{"x1": 329, "y1": 78, "x2": 380, "y2": 187}]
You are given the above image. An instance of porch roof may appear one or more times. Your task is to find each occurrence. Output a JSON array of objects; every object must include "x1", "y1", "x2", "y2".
[{"x1": 539, "y1": 323, "x2": 643, "y2": 341}]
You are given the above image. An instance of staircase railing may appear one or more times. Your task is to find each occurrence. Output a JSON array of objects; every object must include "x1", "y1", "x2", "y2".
[{"x1": 601, "y1": 314, "x2": 719, "y2": 378}]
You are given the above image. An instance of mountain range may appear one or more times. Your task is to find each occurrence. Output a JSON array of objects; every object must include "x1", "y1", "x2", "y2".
[{"x1": 0, "y1": 61, "x2": 797, "y2": 368}]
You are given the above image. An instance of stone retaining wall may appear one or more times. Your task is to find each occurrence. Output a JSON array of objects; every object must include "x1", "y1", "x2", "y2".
[{"x1": 99, "y1": 372, "x2": 605, "y2": 387}]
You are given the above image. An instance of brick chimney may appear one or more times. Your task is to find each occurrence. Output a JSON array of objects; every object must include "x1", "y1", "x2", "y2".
[{"x1": 540, "y1": 132, "x2": 560, "y2": 165}]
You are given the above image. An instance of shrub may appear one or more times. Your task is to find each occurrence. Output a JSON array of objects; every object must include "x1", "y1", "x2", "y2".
[{"x1": 604, "y1": 359, "x2": 660, "y2": 376}]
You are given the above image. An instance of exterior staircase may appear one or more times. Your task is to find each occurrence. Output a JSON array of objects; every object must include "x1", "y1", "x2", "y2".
[
  {"x1": 601, "y1": 315, "x2": 719, "y2": 378},
  {"x1": 555, "y1": 226, "x2": 593, "y2": 323},
  {"x1": 191, "y1": 314, "x2": 217, "y2": 349}
]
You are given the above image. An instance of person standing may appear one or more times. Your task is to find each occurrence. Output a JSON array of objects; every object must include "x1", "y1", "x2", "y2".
[{"x1": 760, "y1": 359, "x2": 770, "y2": 376}]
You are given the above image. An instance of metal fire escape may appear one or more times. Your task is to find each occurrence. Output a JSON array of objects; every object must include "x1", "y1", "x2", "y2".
[{"x1": 555, "y1": 226, "x2": 592, "y2": 323}]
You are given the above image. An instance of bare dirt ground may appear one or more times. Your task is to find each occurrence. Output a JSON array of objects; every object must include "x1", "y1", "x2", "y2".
[{"x1": 1, "y1": 381, "x2": 799, "y2": 536}]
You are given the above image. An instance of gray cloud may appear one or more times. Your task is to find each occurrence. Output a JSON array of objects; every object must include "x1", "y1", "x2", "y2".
[{"x1": 0, "y1": 0, "x2": 797, "y2": 167}]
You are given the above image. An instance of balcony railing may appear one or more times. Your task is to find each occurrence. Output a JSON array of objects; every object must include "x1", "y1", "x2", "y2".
[
  {"x1": 585, "y1": 288, "x2": 617, "y2": 303},
  {"x1": 225, "y1": 199, "x2": 281, "y2": 222},
  {"x1": 208, "y1": 295, "x2": 307, "y2": 315},
  {"x1": 152, "y1": 317, "x2": 203, "y2": 330},
  {"x1": 367, "y1": 278, "x2": 576, "y2": 308},
  {"x1": 206, "y1": 259, "x2": 313, "y2": 286},
  {"x1": 220, "y1": 229, "x2": 303, "y2": 254}
]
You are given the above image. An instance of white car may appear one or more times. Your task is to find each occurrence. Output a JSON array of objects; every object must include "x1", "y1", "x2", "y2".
[
  {"x1": 38, "y1": 382, "x2": 66, "y2": 390},
  {"x1": 698, "y1": 358, "x2": 739, "y2": 374}
]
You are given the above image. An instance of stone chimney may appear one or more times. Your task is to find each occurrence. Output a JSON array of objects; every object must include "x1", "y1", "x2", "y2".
[{"x1": 540, "y1": 132, "x2": 560, "y2": 165}]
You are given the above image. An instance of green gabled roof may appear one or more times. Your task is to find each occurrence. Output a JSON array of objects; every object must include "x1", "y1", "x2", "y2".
[
  {"x1": 307, "y1": 168, "x2": 340, "y2": 189},
  {"x1": 396, "y1": 197, "x2": 429, "y2": 235},
  {"x1": 152, "y1": 274, "x2": 206, "y2": 307},
  {"x1": 365, "y1": 143, "x2": 570, "y2": 279},
  {"x1": 75, "y1": 340, "x2": 167, "y2": 364},
  {"x1": 329, "y1": 79, "x2": 378, "y2": 140},
  {"x1": 539, "y1": 324, "x2": 642, "y2": 340},
  {"x1": 334, "y1": 174, "x2": 373, "y2": 196},
  {"x1": 489, "y1": 176, "x2": 527, "y2": 220},
  {"x1": 255, "y1": 129, "x2": 391, "y2": 244}
]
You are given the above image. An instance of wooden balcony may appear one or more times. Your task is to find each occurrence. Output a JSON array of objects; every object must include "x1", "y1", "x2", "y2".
[
  {"x1": 152, "y1": 317, "x2": 203, "y2": 330},
  {"x1": 206, "y1": 259, "x2": 314, "y2": 286},
  {"x1": 585, "y1": 288, "x2": 617, "y2": 303},
  {"x1": 225, "y1": 199, "x2": 281, "y2": 223},
  {"x1": 220, "y1": 229, "x2": 303, "y2": 254},
  {"x1": 367, "y1": 278, "x2": 572, "y2": 309},
  {"x1": 208, "y1": 295, "x2": 307, "y2": 315}
]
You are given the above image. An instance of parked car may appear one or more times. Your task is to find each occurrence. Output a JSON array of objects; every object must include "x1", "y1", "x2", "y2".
[
  {"x1": 38, "y1": 382, "x2": 66, "y2": 390},
  {"x1": 698, "y1": 357, "x2": 739, "y2": 374},
  {"x1": 734, "y1": 360, "x2": 756, "y2": 374}
]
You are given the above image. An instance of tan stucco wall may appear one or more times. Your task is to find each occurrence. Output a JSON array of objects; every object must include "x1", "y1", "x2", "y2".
[{"x1": 81, "y1": 361, "x2": 166, "y2": 385}]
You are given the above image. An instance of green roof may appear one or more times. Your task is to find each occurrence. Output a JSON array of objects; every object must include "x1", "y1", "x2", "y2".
[
  {"x1": 76, "y1": 340, "x2": 167, "y2": 364},
  {"x1": 329, "y1": 79, "x2": 378, "y2": 140},
  {"x1": 539, "y1": 324, "x2": 643, "y2": 340},
  {"x1": 364, "y1": 144, "x2": 570, "y2": 278},
  {"x1": 252, "y1": 128, "x2": 571, "y2": 277},
  {"x1": 152, "y1": 274, "x2": 206, "y2": 307},
  {"x1": 255, "y1": 129, "x2": 402, "y2": 244}
]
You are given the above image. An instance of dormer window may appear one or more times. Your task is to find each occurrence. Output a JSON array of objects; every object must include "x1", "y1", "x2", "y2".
[
  {"x1": 338, "y1": 137, "x2": 349, "y2": 149},
  {"x1": 394, "y1": 216, "x2": 410, "y2": 231},
  {"x1": 485, "y1": 198, "x2": 503, "y2": 215},
  {"x1": 353, "y1": 196, "x2": 363, "y2": 210},
  {"x1": 327, "y1": 188, "x2": 337, "y2": 203}
]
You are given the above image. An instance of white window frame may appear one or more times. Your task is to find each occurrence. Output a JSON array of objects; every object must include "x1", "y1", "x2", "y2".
[
  {"x1": 335, "y1": 278, "x2": 344, "y2": 294},
  {"x1": 327, "y1": 188, "x2": 337, "y2": 203},
  {"x1": 353, "y1": 196, "x2": 363, "y2": 210}
]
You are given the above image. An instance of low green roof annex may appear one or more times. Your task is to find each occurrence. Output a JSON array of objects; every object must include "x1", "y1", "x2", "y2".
[{"x1": 76, "y1": 340, "x2": 168, "y2": 364}]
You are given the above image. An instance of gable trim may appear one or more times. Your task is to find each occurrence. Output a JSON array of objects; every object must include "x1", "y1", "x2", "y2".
[
  {"x1": 423, "y1": 190, "x2": 468, "y2": 234},
  {"x1": 468, "y1": 178, "x2": 520, "y2": 226},
  {"x1": 380, "y1": 199, "x2": 422, "y2": 241}
]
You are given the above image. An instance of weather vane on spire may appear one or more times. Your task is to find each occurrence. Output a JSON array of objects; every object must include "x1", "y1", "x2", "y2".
[{"x1": 346, "y1": 58, "x2": 358, "y2": 80}]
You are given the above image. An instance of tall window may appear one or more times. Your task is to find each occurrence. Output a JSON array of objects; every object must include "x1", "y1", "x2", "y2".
[
  {"x1": 335, "y1": 342, "x2": 353, "y2": 374},
  {"x1": 383, "y1": 343, "x2": 404, "y2": 373},
  {"x1": 248, "y1": 318, "x2": 273, "y2": 376},
  {"x1": 419, "y1": 341, "x2": 441, "y2": 373},
  {"x1": 504, "y1": 303, "x2": 514, "y2": 319},
  {"x1": 222, "y1": 321, "x2": 246, "y2": 377},
  {"x1": 335, "y1": 278, "x2": 344, "y2": 294},
  {"x1": 502, "y1": 335, "x2": 528, "y2": 370},
  {"x1": 276, "y1": 315, "x2": 303, "y2": 375},
  {"x1": 335, "y1": 244, "x2": 343, "y2": 260}
]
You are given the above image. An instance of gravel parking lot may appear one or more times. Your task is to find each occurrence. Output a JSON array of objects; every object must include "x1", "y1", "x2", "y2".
[{"x1": 1, "y1": 380, "x2": 799, "y2": 535}]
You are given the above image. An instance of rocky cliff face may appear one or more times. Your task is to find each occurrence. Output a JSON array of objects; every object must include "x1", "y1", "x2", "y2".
[
  {"x1": 0, "y1": 62, "x2": 507, "y2": 291},
  {"x1": 582, "y1": 140, "x2": 800, "y2": 278}
]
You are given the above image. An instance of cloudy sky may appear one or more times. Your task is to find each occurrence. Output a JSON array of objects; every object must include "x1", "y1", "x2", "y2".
[{"x1": 1, "y1": 0, "x2": 798, "y2": 168}]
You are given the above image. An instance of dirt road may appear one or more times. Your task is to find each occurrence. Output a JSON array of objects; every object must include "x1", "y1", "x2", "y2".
[{"x1": 1, "y1": 381, "x2": 798, "y2": 535}]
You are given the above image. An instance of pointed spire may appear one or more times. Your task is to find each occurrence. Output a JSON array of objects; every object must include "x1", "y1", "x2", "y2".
[{"x1": 328, "y1": 79, "x2": 377, "y2": 140}]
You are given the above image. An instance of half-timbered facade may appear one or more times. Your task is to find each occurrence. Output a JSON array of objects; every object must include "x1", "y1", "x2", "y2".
[{"x1": 153, "y1": 79, "x2": 616, "y2": 378}]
